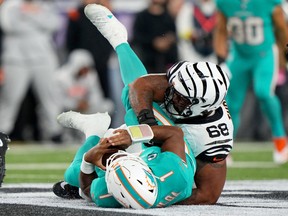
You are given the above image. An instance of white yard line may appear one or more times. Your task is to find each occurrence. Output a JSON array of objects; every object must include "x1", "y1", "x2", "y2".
[
  {"x1": 6, "y1": 161, "x2": 279, "y2": 170},
  {"x1": 228, "y1": 161, "x2": 278, "y2": 168},
  {"x1": 6, "y1": 163, "x2": 70, "y2": 170}
]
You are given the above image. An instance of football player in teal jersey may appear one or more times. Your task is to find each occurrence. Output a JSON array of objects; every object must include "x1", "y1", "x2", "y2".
[
  {"x1": 53, "y1": 4, "x2": 196, "y2": 209},
  {"x1": 84, "y1": 4, "x2": 233, "y2": 206},
  {"x1": 54, "y1": 3, "x2": 233, "y2": 206},
  {"x1": 55, "y1": 111, "x2": 196, "y2": 209},
  {"x1": 214, "y1": 0, "x2": 288, "y2": 164}
]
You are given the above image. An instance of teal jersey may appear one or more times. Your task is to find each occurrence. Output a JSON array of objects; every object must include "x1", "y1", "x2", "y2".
[
  {"x1": 62, "y1": 43, "x2": 198, "y2": 209},
  {"x1": 140, "y1": 147, "x2": 196, "y2": 208},
  {"x1": 89, "y1": 146, "x2": 196, "y2": 208},
  {"x1": 216, "y1": 0, "x2": 282, "y2": 54}
]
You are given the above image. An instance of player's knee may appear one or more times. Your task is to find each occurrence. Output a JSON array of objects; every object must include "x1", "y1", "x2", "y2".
[
  {"x1": 254, "y1": 88, "x2": 271, "y2": 101},
  {"x1": 64, "y1": 166, "x2": 80, "y2": 187}
]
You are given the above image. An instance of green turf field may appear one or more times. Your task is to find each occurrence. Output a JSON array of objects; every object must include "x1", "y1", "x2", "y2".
[{"x1": 4, "y1": 141, "x2": 288, "y2": 184}]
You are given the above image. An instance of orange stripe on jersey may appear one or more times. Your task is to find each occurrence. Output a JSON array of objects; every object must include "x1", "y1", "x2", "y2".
[
  {"x1": 159, "y1": 171, "x2": 174, "y2": 182},
  {"x1": 153, "y1": 108, "x2": 191, "y2": 155},
  {"x1": 99, "y1": 194, "x2": 113, "y2": 199},
  {"x1": 184, "y1": 143, "x2": 190, "y2": 155},
  {"x1": 152, "y1": 108, "x2": 172, "y2": 126}
]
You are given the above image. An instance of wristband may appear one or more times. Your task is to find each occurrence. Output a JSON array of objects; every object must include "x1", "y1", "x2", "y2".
[
  {"x1": 127, "y1": 124, "x2": 154, "y2": 143},
  {"x1": 80, "y1": 153, "x2": 94, "y2": 174},
  {"x1": 137, "y1": 109, "x2": 158, "y2": 126}
]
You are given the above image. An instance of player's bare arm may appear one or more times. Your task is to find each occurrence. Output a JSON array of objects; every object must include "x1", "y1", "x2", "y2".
[
  {"x1": 80, "y1": 138, "x2": 118, "y2": 199},
  {"x1": 151, "y1": 125, "x2": 186, "y2": 162},
  {"x1": 110, "y1": 125, "x2": 187, "y2": 162},
  {"x1": 272, "y1": 5, "x2": 288, "y2": 64},
  {"x1": 129, "y1": 74, "x2": 169, "y2": 115},
  {"x1": 213, "y1": 11, "x2": 228, "y2": 61},
  {"x1": 84, "y1": 138, "x2": 118, "y2": 170},
  {"x1": 79, "y1": 171, "x2": 96, "y2": 200},
  {"x1": 178, "y1": 159, "x2": 226, "y2": 205}
]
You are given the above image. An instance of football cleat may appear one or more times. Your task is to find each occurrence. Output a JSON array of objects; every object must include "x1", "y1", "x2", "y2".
[
  {"x1": 84, "y1": 4, "x2": 128, "y2": 49},
  {"x1": 57, "y1": 111, "x2": 111, "y2": 138},
  {"x1": 52, "y1": 181, "x2": 82, "y2": 199},
  {"x1": 273, "y1": 146, "x2": 288, "y2": 164},
  {"x1": 0, "y1": 132, "x2": 10, "y2": 187}
]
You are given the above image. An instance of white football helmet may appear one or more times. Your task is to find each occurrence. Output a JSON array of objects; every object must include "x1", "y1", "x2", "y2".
[
  {"x1": 164, "y1": 61, "x2": 230, "y2": 118},
  {"x1": 105, "y1": 151, "x2": 158, "y2": 209}
]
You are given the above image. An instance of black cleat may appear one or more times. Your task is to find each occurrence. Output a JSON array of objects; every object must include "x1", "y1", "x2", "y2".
[
  {"x1": 53, "y1": 181, "x2": 82, "y2": 199},
  {"x1": 0, "y1": 132, "x2": 10, "y2": 187}
]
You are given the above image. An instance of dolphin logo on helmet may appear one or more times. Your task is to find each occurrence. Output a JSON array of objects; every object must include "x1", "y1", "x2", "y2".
[{"x1": 105, "y1": 151, "x2": 158, "y2": 209}]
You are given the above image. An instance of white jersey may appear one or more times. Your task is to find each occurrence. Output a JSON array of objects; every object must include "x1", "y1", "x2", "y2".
[{"x1": 175, "y1": 101, "x2": 233, "y2": 162}]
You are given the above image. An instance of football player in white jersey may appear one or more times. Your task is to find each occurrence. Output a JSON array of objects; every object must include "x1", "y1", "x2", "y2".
[
  {"x1": 85, "y1": 3, "x2": 233, "y2": 204},
  {"x1": 129, "y1": 61, "x2": 233, "y2": 205},
  {"x1": 53, "y1": 3, "x2": 233, "y2": 205}
]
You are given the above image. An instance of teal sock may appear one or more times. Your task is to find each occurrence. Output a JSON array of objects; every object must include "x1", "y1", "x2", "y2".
[{"x1": 116, "y1": 43, "x2": 148, "y2": 85}]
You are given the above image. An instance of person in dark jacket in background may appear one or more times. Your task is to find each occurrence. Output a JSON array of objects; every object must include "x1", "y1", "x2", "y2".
[
  {"x1": 132, "y1": 0, "x2": 178, "y2": 73},
  {"x1": 65, "y1": 0, "x2": 113, "y2": 98}
]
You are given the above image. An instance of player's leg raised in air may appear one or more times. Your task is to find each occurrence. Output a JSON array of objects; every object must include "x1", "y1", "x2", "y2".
[{"x1": 85, "y1": 4, "x2": 174, "y2": 126}]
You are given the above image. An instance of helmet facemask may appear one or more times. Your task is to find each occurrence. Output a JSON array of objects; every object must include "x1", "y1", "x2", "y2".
[
  {"x1": 165, "y1": 61, "x2": 230, "y2": 119},
  {"x1": 164, "y1": 86, "x2": 209, "y2": 119}
]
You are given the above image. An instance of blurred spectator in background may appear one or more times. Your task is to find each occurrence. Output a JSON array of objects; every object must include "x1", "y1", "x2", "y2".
[
  {"x1": 55, "y1": 49, "x2": 114, "y2": 114},
  {"x1": 65, "y1": 0, "x2": 113, "y2": 99},
  {"x1": 0, "y1": 0, "x2": 3, "y2": 88},
  {"x1": 132, "y1": 0, "x2": 178, "y2": 73},
  {"x1": 0, "y1": 0, "x2": 63, "y2": 142},
  {"x1": 54, "y1": 49, "x2": 114, "y2": 142},
  {"x1": 176, "y1": 0, "x2": 217, "y2": 63},
  {"x1": 0, "y1": 27, "x2": 3, "y2": 89},
  {"x1": 227, "y1": 0, "x2": 288, "y2": 142},
  {"x1": 213, "y1": 0, "x2": 288, "y2": 164},
  {"x1": 166, "y1": 0, "x2": 183, "y2": 19},
  {"x1": 277, "y1": 0, "x2": 288, "y2": 134}
]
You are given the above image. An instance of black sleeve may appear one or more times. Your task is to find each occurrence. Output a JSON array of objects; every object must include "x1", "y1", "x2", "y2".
[{"x1": 65, "y1": 16, "x2": 80, "y2": 52}]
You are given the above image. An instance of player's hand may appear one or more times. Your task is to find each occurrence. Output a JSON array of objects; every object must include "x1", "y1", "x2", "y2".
[
  {"x1": 107, "y1": 129, "x2": 132, "y2": 149},
  {"x1": 84, "y1": 138, "x2": 118, "y2": 170}
]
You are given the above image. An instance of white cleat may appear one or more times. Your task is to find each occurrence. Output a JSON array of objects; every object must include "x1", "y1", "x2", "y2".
[
  {"x1": 57, "y1": 111, "x2": 111, "y2": 138},
  {"x1": 273, "y1": 146, "x2": 288, "y2": 164},
  {"x1": 84, "y1": 4, "x2": 128, "y2": 49}
]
